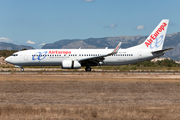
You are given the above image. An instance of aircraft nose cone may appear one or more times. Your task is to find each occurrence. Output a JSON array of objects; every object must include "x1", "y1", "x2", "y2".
[
  {"x1": 5, "y1": 57, "x2": 11, "y2": 63},
  {"x1": 5, "y1": 58, "x2": 8, "y2": 62}
]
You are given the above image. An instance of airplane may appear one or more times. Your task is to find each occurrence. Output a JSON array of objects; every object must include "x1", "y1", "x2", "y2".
[{"x1": 5, "y1": 19, "x2": 173, "y2": 72}]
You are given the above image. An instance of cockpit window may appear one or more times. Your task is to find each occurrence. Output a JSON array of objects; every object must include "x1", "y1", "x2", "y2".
[{"x1": 11, "y1": 54, "x2": 18, "y2": 56}]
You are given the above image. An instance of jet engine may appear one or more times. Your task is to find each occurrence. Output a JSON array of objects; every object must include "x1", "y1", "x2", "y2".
[{"x1": 62, "y1": 60, "x2": 81, "y2": 69}]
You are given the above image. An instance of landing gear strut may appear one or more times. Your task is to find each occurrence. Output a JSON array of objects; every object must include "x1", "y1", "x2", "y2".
[
  {"x1": 85, "y1": 67, "x2": 91, "y2": 72},
  {"x1": 20, "y1": 67, "x2": 24, "y2": 72}
]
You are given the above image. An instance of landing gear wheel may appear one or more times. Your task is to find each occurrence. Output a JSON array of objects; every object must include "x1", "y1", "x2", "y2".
[
  {"x1": 20, "y1": 68, "x2": 24, "y2": 72},
  {"x1": 85, "y1": 67, "x2": 91, "y2": 72}
]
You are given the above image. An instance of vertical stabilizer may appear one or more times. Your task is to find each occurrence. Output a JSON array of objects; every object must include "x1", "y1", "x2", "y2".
[{"x1": 130, "y1": 19, "x2": 169, "y2": 50}]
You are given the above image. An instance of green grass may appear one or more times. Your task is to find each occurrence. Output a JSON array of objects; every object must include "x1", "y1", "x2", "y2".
[
  {"x1": 93, "y1": 65, "x2": 137, "y2": 71},
  {"x1": 137, "y1": 66, "x2": 180, "y2": 71},
  {"x1": 93, "y1": 65, "x2": 180, "y2": 71}
]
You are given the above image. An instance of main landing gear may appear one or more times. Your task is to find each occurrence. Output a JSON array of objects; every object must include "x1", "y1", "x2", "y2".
[{"x1": 85, "y1": 66, "x2": 91, "y2": 72}]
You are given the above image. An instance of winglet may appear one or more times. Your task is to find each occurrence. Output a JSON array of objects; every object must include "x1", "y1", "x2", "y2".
[{"x1": 112, "y1": 42, "x2": 121, "y2": 53}]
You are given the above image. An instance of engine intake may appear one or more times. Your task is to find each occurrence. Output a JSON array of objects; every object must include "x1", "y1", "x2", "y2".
[{"x1": 62, "y1": 60, "x2": 81, "y2": 69}]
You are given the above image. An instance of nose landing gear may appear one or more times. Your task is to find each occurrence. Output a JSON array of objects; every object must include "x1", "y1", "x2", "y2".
[
  {"x1": 15, "y1": 65, "x2": 24, "y2": 72},
  {"x1": 20, "y1": 67, "x2": 24, "y2": 72}
]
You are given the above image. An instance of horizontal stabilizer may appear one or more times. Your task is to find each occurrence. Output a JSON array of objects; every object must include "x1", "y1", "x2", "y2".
[{"x1": 151, "y1": 48, "x2": 173, "y2": 54}]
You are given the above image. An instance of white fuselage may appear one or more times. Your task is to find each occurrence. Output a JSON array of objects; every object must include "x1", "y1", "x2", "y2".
[{"x1": 5, "y1": 48, "x2": 162, "y2": 67}]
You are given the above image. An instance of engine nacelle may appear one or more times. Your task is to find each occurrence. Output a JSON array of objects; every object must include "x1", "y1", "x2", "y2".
[{"x1": 62, "y1": 60, "x2": 81, "y2": 69}]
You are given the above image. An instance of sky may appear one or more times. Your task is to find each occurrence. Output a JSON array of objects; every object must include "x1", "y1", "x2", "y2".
[{"x1": 0, "y1": 0, "x2": 180, "y2": 48}]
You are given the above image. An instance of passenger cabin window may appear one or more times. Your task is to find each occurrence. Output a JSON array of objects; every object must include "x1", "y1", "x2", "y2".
[{"x1": 12, "y1": 54, "x2": 18, "y2": 56}]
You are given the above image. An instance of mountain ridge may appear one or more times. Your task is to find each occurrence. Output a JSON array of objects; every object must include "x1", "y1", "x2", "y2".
[{"x1": 0, "y1": 42, "x2": 34, "y2": 50}]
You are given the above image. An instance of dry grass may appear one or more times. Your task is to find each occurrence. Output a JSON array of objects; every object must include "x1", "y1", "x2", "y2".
[
  {"x1": 1, "y1": 72, "x2": 180, "y2": 82},
  {"x1": 0, "y1": 73, "x2": 180, "y2": 119},
  {"x1": 0, "y1": 104, "x2": 180, "y2": 120}
]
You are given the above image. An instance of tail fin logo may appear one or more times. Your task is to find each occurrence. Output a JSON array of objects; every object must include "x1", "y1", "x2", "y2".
[
  {"x1": 145, "y1": 22, "x2": 167, "y2": 47},
  {"x1": 150, "y1": 35, "x2": 164, "y2": 49}
]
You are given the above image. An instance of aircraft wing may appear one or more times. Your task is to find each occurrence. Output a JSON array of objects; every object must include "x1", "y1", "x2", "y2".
[{"x1": 78, "y1": 42, "x2": 121, "y2": 64}]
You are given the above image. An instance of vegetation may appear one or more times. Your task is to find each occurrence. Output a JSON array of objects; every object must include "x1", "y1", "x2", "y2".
[
  {"x1": 0, "y1": 49, "x2": 28, "y2": 57},
  {"x1": 94, "y1": 65, "x2": 137, "y2": 71},
  {"x1": 21, "y1": 48, "x2": 27, "y2": 51},
  {"x1": 0, "y1": 74, "x2": 180, "y2": 119},
  {"x1": 0, "y1": 50, "x2": 18, "y2": 57},
  {"x1": 136, "y1": 59, "x2": 180, "y2": 67},
  {"x1": 94, "y1": 59, "x2": 180, "y2": 71}
]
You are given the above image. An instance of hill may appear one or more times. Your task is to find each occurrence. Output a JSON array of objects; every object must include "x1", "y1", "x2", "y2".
[{"x1": 0, "y1": 42, "x2": 34, "y2": 50}]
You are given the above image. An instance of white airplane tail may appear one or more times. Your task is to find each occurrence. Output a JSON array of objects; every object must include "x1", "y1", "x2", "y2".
[{"x1": 129, "y1": 19, "x2": 169, "y2": 51}]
